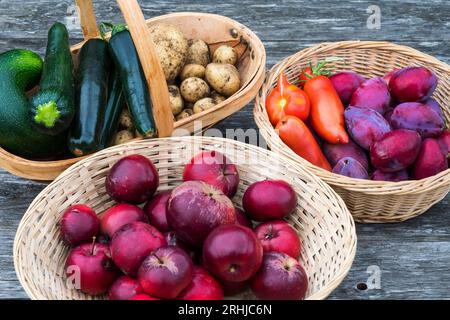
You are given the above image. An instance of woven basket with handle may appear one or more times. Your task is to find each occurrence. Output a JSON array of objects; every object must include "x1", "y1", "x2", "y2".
[
  {"x1": 254, "y1": 41, "x2": 450, "y2": 223},
  {"x1": 0, "y1": 0, "x2": 266, "y2": 181},
  {"x1": 14, "y1": 137, "x2": 356, "y2": 300}
]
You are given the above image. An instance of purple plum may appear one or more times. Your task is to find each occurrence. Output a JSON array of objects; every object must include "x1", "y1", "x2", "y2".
[
  {"x1": 389, "y1": 66, "x2": 437, "y2": 102},
  {"x1": 412, "y1": 138, "x2": 448, "y2": 180},
  {"x1": 330, "y1": 71, "x2": 366, "y2": 105},
  {"x1": 350, "y1": 77, "x2": 391, "y2": 115},
  {"x1": 323, "y1": 139, "x2": 369, "y2": 170},
  {"x1": 372, "y1": 169, "x2": 409, "y2": 182},
  {"x1": 332, "y1": 157, "x2": 369, "y2": 179}
]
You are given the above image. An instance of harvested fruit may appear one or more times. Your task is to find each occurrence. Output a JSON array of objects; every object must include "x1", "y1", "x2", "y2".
[
  {"x1": 276, "y1": 116, "x2": 331, "y2": 171},
  {"x1": 100, "y1": 203, "x2": 147, "y2": 238},
  {"x1": 332, "y1": 157, "x2": 369, "y2": 180},
  {"x1": 383, "y1": 68, "x2": 400, "y2": 84},
  {"x1": 138, "y1": 246, "x2": 193, "y2": 299},
  {"x1": 437, "y1": 130, "x2": 450, "y2": 164},
  {"x1": 143, "y1": 191, "x2": 171, "y2": 232},
  {"x1": 109, "y1": 276, "x2": 143, "y2": 300},
  {"x1": 266, "y1": 72, "x2": 310, "y2": 125},
  {"x1": 105, "y1": 154, "x2": 159, "y2": 204},
  {"x1": 412, "y1": 138, "x2": 448, "y2": 180},
  {"x1": 65, "y1": 242, "x2": 120, "y2": 296},
  {"x1": 183, "y1": 150, "x2": 239, "y2": 198},
  {"x1": 164, "y1": 231, "x2": 197, "y2": 260},
  {"x1": 372, "y1": 169, "x2": 409, "y2": 182},
  {"x1": 389, "y1": 66, "x2": 437, "y2": 102},
  {"x1": 390, "y1": 102, "x2": 444, "y2": 138},
  {"x1": 423, "y1": 97, "x2": 443, "y2": 118},
  {"x1": 203, "y1": 225, "x2": 263, "y2": 282},
  {"x1": 303, "y1": 62, "x2": 348, "y2": 144},
  {"x1": 350, "y1": 77, "x2": 391, "y2": 115},
  {"x1": 221, "y1": 280, "x2": 249, "y2": 296},
  {"x1": 254, "y1": 220, "x2": 301, "y2": 259},
  {"x1": 60, "y1": 204, "x2": 99, "y2": 246},
  {"x1": 243, "y1": 180, "x2": 297, "y2": 221},
  {"x1": 178, "y1": 266, "x2": 224, "y2": 300},
  {"x1": 323, "y1": 139, "x2": 369, "y2": 170},
  {"x1": 329, "y1": 71, "x2": 365, "y2": 105},
  {"x1": 167, "y1": 181, "x2": 236, "y2": 247},
  {"x1": 234, "y1": 207, "x2": 253, "y2": 229},
  {"x1": 110, "y1": 221, "x2": 166, "y2": 276},
  {"x1": 370, "y1": 129, "x2": 422, "y2": 172},
  {"x1": 251, "y1": 252, "x2": 308, "y2": 300},
  {"x1": 344, "y1": 106, "x2": 391, "y2": 150}
]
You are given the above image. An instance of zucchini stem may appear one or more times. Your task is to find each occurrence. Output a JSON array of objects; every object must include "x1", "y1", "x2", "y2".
[
  {"x1": 100, "y1": 22, "x2": 128, "y2": 40},
  {"x1": 34, "y1": 101, "x2": 61, "y2": 128}
]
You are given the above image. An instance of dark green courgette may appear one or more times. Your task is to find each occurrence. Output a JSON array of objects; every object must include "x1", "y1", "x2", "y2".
[
  {"x1": 0, "y1": 49, "x2": 67, "y2": 158},
  {"x1": 68, "y1": 39, "x2": 110, "y2": 157},
  {"x1": 101, "y1": 23, "x2": 156, "y2": 138},
  {"x1": 30, "y1": 22, "x2": 75, "y2": 135},
  {"x1": 98, "y1": 67, "x2": 125, "y2": 149}
]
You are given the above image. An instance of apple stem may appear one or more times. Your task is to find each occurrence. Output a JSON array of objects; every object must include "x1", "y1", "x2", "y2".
[
  {"x1": 229, "y1": 264, "x2": 237, "y2": 273},
  {"x1": 90, "y1": 237, "x2": 97, "y2": 256},
  {"x1": 265, "y1": 224, "x2": 274, "y2": 240}
]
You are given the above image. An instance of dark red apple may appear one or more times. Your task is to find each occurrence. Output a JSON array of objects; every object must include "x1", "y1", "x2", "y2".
[
  {"x1": 183, "y1": 151, "x2": 239, "y2": 198},
  {"x1": 100, "y1": 203, "x2": 147, "y2": 238},
  {"x1": 60, "y1": 204, "x2": 99, "y2": 246},
  {"x1": 167, "y1": 181, "x2": 236, "y2": 247},
  {"x1": 111, "y1": 222, "x2": 166, "y2": 276},
  {"x1": 251, "y1": 252, "x2": 308, "y2": 300},
  {"x1": 137, "y1": 246, "x2": 194, "y2": 299},
  {"x1": 105, "y1": 154, "x2": 159, "y2": 204},
  {"x1": 203, "y1": 225, "x2": 263, "y2": 282},
  {"x1": 254, "y1": 220, "x2": 301, "y2": 259},
  {"x1": 129, "y1": 294, "x2": 159, "y2": 300},
  {"x1": 221, "y1": 280, "x2": 249, "y2": 296},
  {"x1": 65, "y1": 242, "x2": 120, "y2": 295},
  {"x1": 144, "y1": 191, "x2": 171, "y2": 232},
  {"x1": 235, "y1": 208, "x2": 253, "y2": 229},
  {"x1": 178, "y1": 266, "x2": 224, "y2": 300},
  {"x1": 108, "y1": 276, "x2": 143, "y2": 300},
  {"x1": 242, "y1": 180, "x2": 297, "y2": 221}
]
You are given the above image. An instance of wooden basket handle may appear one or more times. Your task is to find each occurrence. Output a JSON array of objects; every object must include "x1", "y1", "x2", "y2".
[
  {"x1": 75, "y1": 0, "x2": 99, "y2": 40},
  {"x1": 116, "y1": 0, "x2": 174, "y2": 137}
]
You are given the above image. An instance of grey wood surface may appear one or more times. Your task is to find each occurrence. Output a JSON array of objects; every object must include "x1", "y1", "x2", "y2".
[{"x1": 1, "y1": 0, "x2": 449, "y2": 300}]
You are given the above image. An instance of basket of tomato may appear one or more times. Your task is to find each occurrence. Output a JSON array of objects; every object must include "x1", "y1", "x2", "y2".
[{"x1": 254, "y1": 41, "x2": 450, "y2": 223}]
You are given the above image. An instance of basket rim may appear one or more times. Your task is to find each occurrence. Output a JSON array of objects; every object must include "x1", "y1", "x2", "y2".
[
  {"x1": 0, "y1": 11, "x2": 266, "y2": 178},
  {"x1": 254, "y1": 40, "x2": 450, "y2": 195},
  {"x1": 13, "y1": 136, "x2": 356, "y2": 300}
]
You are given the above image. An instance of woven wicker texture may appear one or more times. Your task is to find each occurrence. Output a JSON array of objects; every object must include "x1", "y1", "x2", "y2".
[
  {"x1": 254, "y1": 41, "x2": 450, "y2": 223},
  {"x1": 14, "y1": 137, "x2": 356, "y2": 300}
]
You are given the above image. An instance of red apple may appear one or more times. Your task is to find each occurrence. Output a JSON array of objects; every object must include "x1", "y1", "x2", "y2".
[
  {"x1": 137, "y1": 246, "x2": 193, "y2": 299},
  {"x1": 178, "y1": 266, "x2": 224, "y2": 300},
  {"x1": 242, "y1": 180, "x2": 297, "y2": 221},
  {"x1": 65, "y1": 242, "x2": 120, "y2": 295},
  {"x1": 106, "y1": 154, "x2": 159, "y2": 204},
  {"x1": 203, "y1": 225, "x2": 263, "y2": 282},
  {"x1": 144, "y1": 191, "x2": 171, "y2": 232},
  {"x1": 254, "y1": 220, "x2": 301, "y2": 259},
  {"x1": 100, "y1": 203, "x2": 147, "y2": 238},
  {"x1": 183, "y1": 151, "x2": 239, "y2": 198},
  {"x1": 60, "y1": 204, "x2": 99, "y2": 246},
  {"x1": 129, "y1": 294, "x2": 159, "y2": 300},
  {"x1": 251, "y1": 252, "x2": 308, "y2": 300},
  {"x1": 164, "y1": 231, "x2": 199, "y2": 263},
  {"x1": 221, "y1": 280, "x2": 249, "y2": 296},
  {"x1": 235, "y1": 207, "x2": 253, "y2": 229},
  {"x1": 111, "y1": 222, "x2": 166, "y2": 276},
  {"x1": 108, "y1": 276, "x2": 143, "y2": 300},
  {"x1": 167, "y1": 181, "x2": 236, "y2": 247}
]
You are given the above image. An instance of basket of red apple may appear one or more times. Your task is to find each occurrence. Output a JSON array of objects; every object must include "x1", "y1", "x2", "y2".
[
  {"x1": 255, "y1": 41, "x2": 450, "y2": 223},
  {"x1": 14, "y1": 137, "x2": 356, "y2": 300}
]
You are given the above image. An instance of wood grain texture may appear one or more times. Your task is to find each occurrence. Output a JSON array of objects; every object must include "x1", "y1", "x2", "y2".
[{"x1": 1, "y1": 0, "x2": 450, "y2": 299}]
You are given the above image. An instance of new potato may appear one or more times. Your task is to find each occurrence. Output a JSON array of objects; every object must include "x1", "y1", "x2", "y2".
[
  {"x1": 193, "y1": 98, "x2": 215, "y2": 114},
  {"x1": 213, "y1": 45, "x2": 238, "y2": 65},
  {"x1": 180, "y1": 77, "x2": 211, "y2": 103},
  {"x1": 205, "y1": 63, "x2": 240, "y2": 97},
  {"x1": 168, "y1": 85, "x2": 184, "y2": 116},
  {"x1": 180, "y1": 64, "x2": 206, "y2": 81},
  {"x1": 186, "y1": 39, "x2": 210, "y2": 67}
]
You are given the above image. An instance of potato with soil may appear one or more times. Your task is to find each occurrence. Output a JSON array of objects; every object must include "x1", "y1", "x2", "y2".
[
  {"x1": 205, "y1": 63, "x2": 240, "y2": 97},
  {"x1": 168, "y1": 85, "x2": 184, "y2": 116},
  {"x1": 176, "y1": 109, "x2": 194, "y2": 121},
  {"x1": 194, "y1": 98, "x2": 215, "y2": 114},
  {"x1": 114, "y1": 130, "x2": 135, "y2": 146},
  {"x1": 180, "y1": 77, "x2": 210, "y2": 103},
  {"x1": 119, "y1": 109, "x2": 134, "y2": 130},
  {"x1": 180, "y1": 64, "x2": 206, "y2": 81},
  {"x1": 186, "y1": 39, "x2": 210, "y2": 67},
  {"x1": 213, "y1": 45, "x2": 238, "y2": 65},
  {"x1": 211, "y1": 91, "x2": 226, "y2": 104},
  {"x1": 149, "y1": 23, "x2": 188, "y2": 82}
]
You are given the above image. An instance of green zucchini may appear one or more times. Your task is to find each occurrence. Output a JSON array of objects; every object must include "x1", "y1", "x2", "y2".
[
  {"x1": 98, "y1": 67, "x2": 125, "y2": 149},
  {"x1": 30, "y1": 22, "x2": 75, "y2": 135},
  {"x1": 0, "y1": 49, "x2": 67, "y2": 158},
  {"x1": 101, "y1": 23, "x2": 157, "y2": 138},
  {"x1": 68, "y1": 39, "x2": 110, "y2": 157}
]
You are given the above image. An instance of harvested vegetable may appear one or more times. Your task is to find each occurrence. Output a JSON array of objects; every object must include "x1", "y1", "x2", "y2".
[
  {"x1": 180, "y1": 77, "x2": 210, "y2": 103},
  {"x1": 119, "y1": 109, "x2": 134, "y2": 131},
  {"x1": 180, "y1": 64, "x2": 206, "y2": 81},
  {"x1": 193, "y1": 98, "x2": 215, "y2": 113},
  {"x1": 205, "y1": 63, "x2": 240, "y2": 97},
  {"x1": 213, "y1": 45, "x2": 238, "y2": 65},
  {"x1": 186, "y1": 39, "x2": 210, "y2": 67},
  {"x1": 113, "y1": 130, "x2": 135, "y2": 145},
  {"x1": 176, "y1": 109, "x2": 194, "y2": 121},
  {"x1": 168, "y1": 85, "x2": 184, "y2": 116}
]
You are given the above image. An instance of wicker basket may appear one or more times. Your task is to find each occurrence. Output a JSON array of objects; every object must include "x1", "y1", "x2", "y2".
[
  {"x1": 14, "y1": 136, "x2": 356, "y2": 300},
  {"x1": 254, "y1": 41, "x2": 450, "y2": 223},
  {"x1": 0, "y1": 0, "x2": 266, "y2": 181}
]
